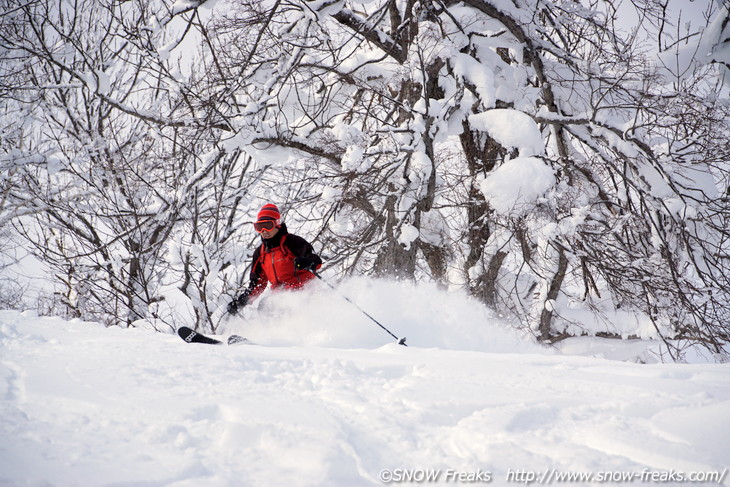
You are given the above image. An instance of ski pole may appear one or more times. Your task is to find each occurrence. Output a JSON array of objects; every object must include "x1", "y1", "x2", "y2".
[{"x1": 312, "y1": 271, "x2": 407, "y2": 346}]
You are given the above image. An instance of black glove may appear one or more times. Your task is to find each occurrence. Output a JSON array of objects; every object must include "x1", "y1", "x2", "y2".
[
  {"x1": 294, "y1": 255, "x2": 317, "y2": 271},
  {"x1": 226, "y1": 289, "x2": 251, "y2": 315}
]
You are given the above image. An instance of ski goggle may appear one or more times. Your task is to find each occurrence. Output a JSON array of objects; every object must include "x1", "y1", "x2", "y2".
[{"x1": 253, "y1": 220, "x2": 278, "y2": 232}]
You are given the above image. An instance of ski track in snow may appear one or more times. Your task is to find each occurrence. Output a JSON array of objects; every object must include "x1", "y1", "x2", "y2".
[{"x1": 0, "y1": 310, "x2": 728, "y2": 487}]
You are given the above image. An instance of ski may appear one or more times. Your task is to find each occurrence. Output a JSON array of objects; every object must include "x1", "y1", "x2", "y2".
[
  {"x1": 227, "y1": 334, "x2": 251, "y2": 345},
  {"x1": 177, "y1": 326, "x2": 250, "y2": 346}
]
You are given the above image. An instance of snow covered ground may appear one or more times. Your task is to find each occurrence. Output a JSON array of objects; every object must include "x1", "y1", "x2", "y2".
[{"x1": 1, "y1": 280, "x2": 728, "y2": 487}]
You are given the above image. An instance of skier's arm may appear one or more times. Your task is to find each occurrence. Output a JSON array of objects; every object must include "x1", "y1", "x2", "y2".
[
  {"x1": 286, "y1": 235, "x2": 322, "y2": 271},
  {"x1": 226, "y1": 247, "x2": 267, "y2": 314},
  {"x1": 246, "y1": 264, "x2": 267, "y2": 299}
]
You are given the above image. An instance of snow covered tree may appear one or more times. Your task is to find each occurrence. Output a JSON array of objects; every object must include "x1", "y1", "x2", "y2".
[
  {"x1": 0, "y1": 0, "x2": 262, "y2": 329},
  {"x1": 2, "y1": 0, "x2": 728, "y2": 358}
]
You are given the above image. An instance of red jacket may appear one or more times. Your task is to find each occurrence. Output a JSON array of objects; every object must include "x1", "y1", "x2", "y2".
[{"x1": 246, "y1": 224, "x2": 322, "y2": 300}]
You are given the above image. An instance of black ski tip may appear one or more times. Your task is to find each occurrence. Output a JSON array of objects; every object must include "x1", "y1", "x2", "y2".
[{"x1": 177, "y1": 326, "x2": 222, "y2": 345}]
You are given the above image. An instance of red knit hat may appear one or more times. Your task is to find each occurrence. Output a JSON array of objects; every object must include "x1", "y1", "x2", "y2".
[{"x1": 256, "y1": 203, "x2": 281, "y2": 224}]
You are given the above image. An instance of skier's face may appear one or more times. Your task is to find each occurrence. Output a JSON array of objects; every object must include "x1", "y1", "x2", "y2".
[
  {"x1": 260, "y1": 226, "x2": 279, "y2": 239},
  {"x1": 254, "y1": 219, "x2": 280, "y2": 239}
]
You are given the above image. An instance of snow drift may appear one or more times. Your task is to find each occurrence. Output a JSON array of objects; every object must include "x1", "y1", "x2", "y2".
[{"x1": 220, "y1": 277, "x2": 540, "y2": 353}]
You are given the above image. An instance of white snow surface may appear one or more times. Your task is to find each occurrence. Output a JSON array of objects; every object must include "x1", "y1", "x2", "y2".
[{"x1": 1, "y1": 279, "x2": 729, "y2": 487}]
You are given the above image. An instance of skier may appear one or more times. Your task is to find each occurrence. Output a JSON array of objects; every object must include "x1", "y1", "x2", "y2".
[{"x1": 227, "y1": 203, "x2": 322, "y2": 314}]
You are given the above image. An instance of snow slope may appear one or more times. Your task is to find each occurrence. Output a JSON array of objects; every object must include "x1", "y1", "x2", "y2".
[{"x1": 1, "y1": 281, "x2": 729, "y2": 486}]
